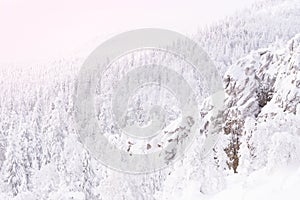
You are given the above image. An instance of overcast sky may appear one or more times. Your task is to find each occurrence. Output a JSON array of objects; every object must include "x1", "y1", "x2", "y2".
[{"x1": 0, "y1": 0, "x2": 261, "y2": 63}]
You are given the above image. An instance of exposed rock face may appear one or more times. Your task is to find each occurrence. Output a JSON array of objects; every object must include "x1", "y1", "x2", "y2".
[{"x1": 218, "y1": 34, "x2": 300, "y2": 174}]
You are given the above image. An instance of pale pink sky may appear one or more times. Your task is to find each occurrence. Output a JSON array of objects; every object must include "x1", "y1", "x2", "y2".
[{"x1": 0, "y1": 0, "x2": 261, "y2": 63}]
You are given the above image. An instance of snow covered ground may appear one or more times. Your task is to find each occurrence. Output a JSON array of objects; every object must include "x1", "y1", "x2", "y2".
[{"x1": 177, "y1": 166, "x2": 300, "y2": 200}]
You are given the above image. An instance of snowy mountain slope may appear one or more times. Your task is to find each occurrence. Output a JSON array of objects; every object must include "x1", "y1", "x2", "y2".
[
  {"x1": 0, "y1": 0, "x2": 299, "y2": 199},
  {"x1": 161, "y1": 32, "x2": 300, "y2": 200},
  {"x1": 197, "y1": 0, "x2": 300, "y2": 75}
]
